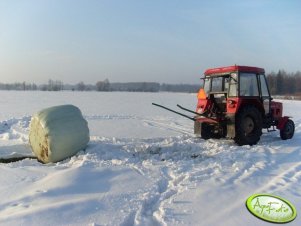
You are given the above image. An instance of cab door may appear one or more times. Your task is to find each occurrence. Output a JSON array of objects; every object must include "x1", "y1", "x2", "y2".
[{"x1": 259, "y1": 74, "x2": 271, "y2": 115}]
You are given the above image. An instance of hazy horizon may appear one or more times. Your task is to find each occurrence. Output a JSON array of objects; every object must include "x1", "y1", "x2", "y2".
[{"x1": 1, "y1": 0, "x2": 300, "y2": 84}]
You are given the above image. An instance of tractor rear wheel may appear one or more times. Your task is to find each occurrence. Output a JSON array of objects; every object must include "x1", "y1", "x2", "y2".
[
  {"x1": 280, "y1": 119, "x2": 295, "y2": 140},
  {"x1": 234, "y1": 106, "x2": 262, "y2": 145}
]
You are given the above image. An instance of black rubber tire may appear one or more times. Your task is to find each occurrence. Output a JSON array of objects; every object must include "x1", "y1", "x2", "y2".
[
  {"x1": 280, "y1": 119, "x2": 295, "y2": 140},
  {"x1": 201, "y1": 123, "x2": 212, "y2": 140},
  {"x1": 234, "y1": 106, "x2": 262, "y2": 146}
]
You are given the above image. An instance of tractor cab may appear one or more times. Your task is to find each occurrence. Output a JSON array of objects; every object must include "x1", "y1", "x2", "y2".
[{"x1": 197, "y1": 65, "x2": 271, "y2": 117}]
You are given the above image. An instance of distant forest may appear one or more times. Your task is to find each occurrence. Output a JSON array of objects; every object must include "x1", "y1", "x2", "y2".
[
  {"x1": 1, "y1": 70, "x2": 301, "y2": 94},
  {"x1": 0, "y1": 79, "x2": 200, "y2": 93},
  {"x1": 266, "y1": 70, "x2": 301, "y2": 95}
]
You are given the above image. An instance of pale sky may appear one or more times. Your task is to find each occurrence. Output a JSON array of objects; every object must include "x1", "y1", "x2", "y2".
[{"x1": 0, "y1": 0, "x2": 300, "y2": 84}]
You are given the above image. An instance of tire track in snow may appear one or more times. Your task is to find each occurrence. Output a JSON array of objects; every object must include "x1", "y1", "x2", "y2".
[
  {"x1": 238, "y1": 137, "x2": 301, "y2": 196},
  {"x1": 133, "y1": 165, "x2": 189, "y2": 226},
  {"x1": 87, "y1": 136, "x2": 197, "y2": 226},
  {"x1": 86, "y1": 128, "x2": 301, "y2": 226},
  {"x1": 257, "y1": 159, "x2": 301, "y2": 195},
  {"x1": 129, "y1": 137, "x2": 249, "y2": 226},
  {"x1": 142, "y1": 118, "x2": 193, "y2": 136},
  {"x1": 85, "y1": 114, "x2": 193, "y2": 135},
  {"x1": 85, "y1": 114, "x2": 138, "y2": 121},
  {"x1": 199, "y1": 145, "x2": 301, "y2": 225}
]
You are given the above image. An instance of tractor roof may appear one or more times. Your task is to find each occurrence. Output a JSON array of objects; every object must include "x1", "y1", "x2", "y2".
[{"x1": 204, "y1": 65, "x2": 265, "y2": 76}]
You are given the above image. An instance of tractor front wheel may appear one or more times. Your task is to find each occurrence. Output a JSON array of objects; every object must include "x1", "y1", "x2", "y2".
[
  {"x1": 280, "y1": 119, "x2": 295, "y2": 140},
  {"x1": 234, "y1": 106, "x2": 262, "y2": 146}
]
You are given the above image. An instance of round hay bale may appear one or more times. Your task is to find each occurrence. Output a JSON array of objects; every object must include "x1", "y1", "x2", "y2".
[{"x1": 29, "y1": 105, "x2": 90, "y2": 163}]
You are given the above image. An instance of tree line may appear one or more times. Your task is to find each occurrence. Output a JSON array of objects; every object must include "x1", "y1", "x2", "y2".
[
  {"x1": 266, "y1": 70, "x2": 301, "y2": 95},
  {"x1": 0, "y1": 79, "x2": 200, "y2": 93},
  {"x1": 1, "y1": 70, "x2": 301, "y2": 94}
]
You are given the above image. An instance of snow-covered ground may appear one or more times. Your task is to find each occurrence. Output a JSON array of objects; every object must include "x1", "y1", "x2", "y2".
[{"x1": 0, "y1": 90, "x2": 300, "y2": 226}]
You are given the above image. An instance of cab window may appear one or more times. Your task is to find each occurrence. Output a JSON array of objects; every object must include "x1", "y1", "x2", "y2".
[
  {"x1": 211, "y1": 77, "x2": 223, "y2": 92},
  {"x1": 203, "y1": 77, "x2": 210, "y2": 94},
  {"x1": 229, "y1": 73, "x2": 238, "y2": 97},
  {"x1": 239, "y1": 73, "x2": 259, "y2": 96},
  {"x1": 259, "y1": 74, "x2": 269, "y2": 97}
]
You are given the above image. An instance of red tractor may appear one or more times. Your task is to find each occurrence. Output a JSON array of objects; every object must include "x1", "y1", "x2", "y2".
[{"x1": 153, "y1": 65, "x2": 294, "y2": 145}]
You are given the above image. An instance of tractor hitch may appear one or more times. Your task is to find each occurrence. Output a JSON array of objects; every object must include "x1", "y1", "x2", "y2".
[
  {"x1": 152, "y1": 103, "x2": 196, "y2": 121},
  {"x1": 176, "y1": 104, "x2": 204, "y2": 116},
  {"x1": 152, "y1": 103, "x2": 218, "y2": 124}
]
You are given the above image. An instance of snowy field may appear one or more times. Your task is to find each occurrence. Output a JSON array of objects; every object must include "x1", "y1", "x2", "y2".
[{"x1": 0, "y1": 90, "x2": 300, "y2": 226}]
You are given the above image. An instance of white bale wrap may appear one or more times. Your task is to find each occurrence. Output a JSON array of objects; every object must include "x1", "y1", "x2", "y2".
[{"x1": 29, "y1": 105, "x2": 90, "y2": 163}]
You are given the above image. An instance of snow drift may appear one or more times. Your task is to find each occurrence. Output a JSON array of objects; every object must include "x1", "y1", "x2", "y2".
[{"x1": 29, "y1": 105, "x2": 89, "y2": 163}]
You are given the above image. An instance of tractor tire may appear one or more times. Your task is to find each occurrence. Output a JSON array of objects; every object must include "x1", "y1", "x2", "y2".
[
  {"x1": 234, "y1": 106, "x2": 262, "y2": 146},
  {"x1": 201, "y1": 123, "x2": 212, "y2": 140},
  {"x1": 280, "y1": 119, "x2": 295, "y2": 140}
]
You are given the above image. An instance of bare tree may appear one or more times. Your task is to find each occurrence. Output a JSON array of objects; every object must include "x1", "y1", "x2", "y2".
[
  {"x1": 77, "y1": 81, "x2": 86, "y2": 91},
  {"x1": 96, "y1": 79, "x2": 110, "y2": 91}
]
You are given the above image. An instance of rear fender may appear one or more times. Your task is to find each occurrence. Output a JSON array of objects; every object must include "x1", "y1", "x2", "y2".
[
  {"x1": 271, "y1": 101, "x2": 283, "y2": 120},
  {"x1": 277, "y1": 116, "x2": 290, "y2": 130},
  {"x1": 226, "y1": 97, "x2": 240, "y2": 114}
]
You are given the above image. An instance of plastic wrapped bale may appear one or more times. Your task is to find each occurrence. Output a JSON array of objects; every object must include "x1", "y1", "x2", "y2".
[{"x1": 29, "y1": 105, "x2": 90, "y2": 163}]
